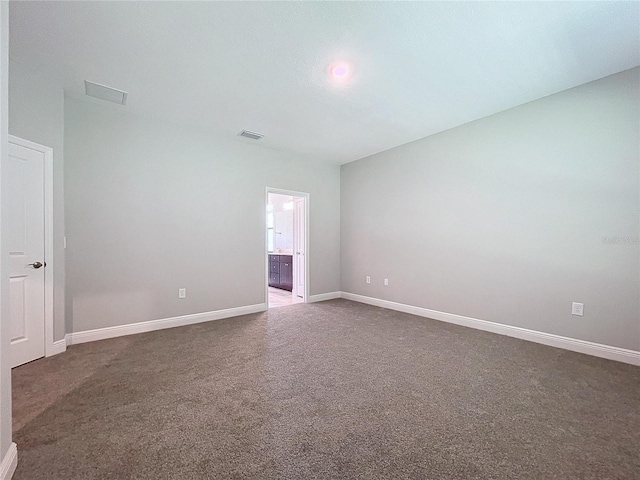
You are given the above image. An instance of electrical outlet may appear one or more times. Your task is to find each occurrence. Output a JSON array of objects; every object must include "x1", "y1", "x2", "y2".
[
  {"x1": 571, "y1": 302, "x2": 583, "y2": 316},
  {"x1": 366, "y1": 276, "x2": 371, "y2": 284},
  {"x1": 178, "y1": 288, "x2": 186, "y2": 299},
  {"x1": 384, "y1": 278, "x2": 389, "y2": 286}
]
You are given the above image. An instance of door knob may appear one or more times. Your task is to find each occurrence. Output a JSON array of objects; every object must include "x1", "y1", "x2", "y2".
[{"x1": 28, "y1": 262, "x2": 43, "y2": 269}]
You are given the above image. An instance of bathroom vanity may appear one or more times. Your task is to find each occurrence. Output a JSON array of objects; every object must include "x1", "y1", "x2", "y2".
[{"x1": 268, "y1": 254, "x2": 293, "y2": 291}]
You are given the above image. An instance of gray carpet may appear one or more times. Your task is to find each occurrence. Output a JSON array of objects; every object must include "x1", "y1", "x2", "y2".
[{"x1": 11, "y1": 299, "x2": 640, "y2": 479}]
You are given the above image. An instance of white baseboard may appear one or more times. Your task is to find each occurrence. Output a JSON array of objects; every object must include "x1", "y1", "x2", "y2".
[
  {"x1": 0, "y1": 443, "x2": 17, "y2": 480},
  {"x1": 66, "y1": 303, "x2": 267, "y2": 346},
  {"x1": 46, "y1": 339, "x2": 67, "y2": 357},
  {"x1": 340, "y1": 292, "x2": 640, "y2": 367},
  {"x1": 307, "y1": 292, "x2": 341, "y2": 303}
]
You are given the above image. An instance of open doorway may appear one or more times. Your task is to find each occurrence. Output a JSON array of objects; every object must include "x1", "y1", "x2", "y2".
[{"x1": 266, "y1": 188, "x2": 308, "y2": 308}]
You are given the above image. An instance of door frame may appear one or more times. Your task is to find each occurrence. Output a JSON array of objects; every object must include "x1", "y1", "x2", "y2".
[
  {"x1": 265, "y1": 187, "x2": 309, "y2": 305},
  {"x1": 8, "y1": 135, "x2": 55, "y2": 358}
]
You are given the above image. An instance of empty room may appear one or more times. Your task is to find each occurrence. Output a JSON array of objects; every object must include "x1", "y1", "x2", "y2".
[{"x1": 0, "y1": 1, "x2": 639, "y2": 479}]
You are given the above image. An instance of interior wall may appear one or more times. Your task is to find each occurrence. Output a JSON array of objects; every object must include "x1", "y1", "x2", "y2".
[
  {"x1": 0, "y1": 0, "x2": 12, "y2": 462},
  {"x1": 8, "y1": 59, "x2": 65, "y2": 342},
  {"x1": 341, "y1": 67, "x2": 640, "y2": 351},
  {"x1": 65, "y1": 97, "x2": 340, "y2": 333},
  {"x1": 268, "y1": 193, "x2": 294, "y2": 253}
]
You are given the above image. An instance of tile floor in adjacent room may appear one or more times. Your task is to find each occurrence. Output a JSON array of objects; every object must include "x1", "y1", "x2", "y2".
[{"x1": 268, "y1": 286, "x2": 304, "y2": 308}]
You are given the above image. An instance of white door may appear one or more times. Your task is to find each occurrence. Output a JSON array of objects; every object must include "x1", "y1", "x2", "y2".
[
  {"x1": 8, "y1": 141, "x2": 46, "y2": 367},
  {"x1": 293, "y1": 197, "x2": 305, "y2": 299}
]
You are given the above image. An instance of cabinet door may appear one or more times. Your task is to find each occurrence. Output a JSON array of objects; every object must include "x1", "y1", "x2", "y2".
[
  {"x1": 269, "y1": 272, "x2": 280, "y2": 287},
  {"x1": 280, "y1": 260, "x2": 293, "y2": 290}
]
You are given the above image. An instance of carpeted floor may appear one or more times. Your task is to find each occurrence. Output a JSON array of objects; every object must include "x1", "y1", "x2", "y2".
[{"x1": 11, "y1": 299, "x2": 640, "y2": 479}]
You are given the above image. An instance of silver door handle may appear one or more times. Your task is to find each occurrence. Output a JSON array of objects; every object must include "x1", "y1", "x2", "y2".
[{"x1": 28, "y1": 261, "x2": 44, "y2": 269}]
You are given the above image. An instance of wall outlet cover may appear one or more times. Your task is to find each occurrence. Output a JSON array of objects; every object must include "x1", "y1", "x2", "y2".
[{"x1": 571, "y1": 302, "x2": 584, "y2": 316}]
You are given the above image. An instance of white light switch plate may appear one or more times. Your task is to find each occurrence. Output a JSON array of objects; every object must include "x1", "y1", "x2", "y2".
[{"x1": 179, "y1": 288, "x2": 186, "y2": 299}]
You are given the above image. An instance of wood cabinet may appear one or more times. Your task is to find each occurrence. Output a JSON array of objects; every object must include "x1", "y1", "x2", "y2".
[
  {"x1": 280, "y1": 259, "x2": 292, "y2": 288},
  {"x1": 268, "y1": 254, "x2": 293, "y2": 291}
]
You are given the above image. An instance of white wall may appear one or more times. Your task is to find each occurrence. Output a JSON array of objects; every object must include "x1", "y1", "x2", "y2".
[
  {"x1": 8, "y1": 59, "x2": 65, "y2": 341},
  {"x1": 341, "y1": 67, "x2": 640, "y2": 351},
  {"x1": 0, "y1": 0, "x2": 14, "y2": 469},
  {"x1": 268, "y1": 193, "x2": 294, "y2": 253},
  {"x1": 65, "y1": 97, "x2": 340, "y2": 333}
]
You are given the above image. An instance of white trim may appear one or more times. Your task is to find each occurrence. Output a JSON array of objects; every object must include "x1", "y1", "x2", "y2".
[
  {"x1": 49, "y1": 339, "x2": 66, "y2": 356},
  {"x1": 65, "y1": 303, "x2": 266, "y2": 346},
  {"x1": 7, "y1": 135, "x2": 55, "y2": 361},
  {"x1": 0, "y1": 443, "x2": 17, "y2": 480},
  {"x1": 308, "y1": 292, "x2": 341, "y2": 303},
  {"x1": 265, "y1": 187, "x2": 310, "y2": 306},
  {"x1": 340, "y1": 292, "x2": 640, "y2": 366}
]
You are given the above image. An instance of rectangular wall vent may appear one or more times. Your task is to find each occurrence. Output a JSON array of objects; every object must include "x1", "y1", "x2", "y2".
[
  {"x1": 238, "y1": 130, "x2": 264, "y2": 140},
  {"x1": 85, "y1": 81, "x2": 128, "y2": 105}
]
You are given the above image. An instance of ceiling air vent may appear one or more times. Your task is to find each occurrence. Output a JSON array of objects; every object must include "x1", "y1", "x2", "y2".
[
  {"x1": 85, "y1": 80, "x2": 128, "y2": 105},
  {"x1": 238, "y1": 130, "x2": 264, "y2": 140}
]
